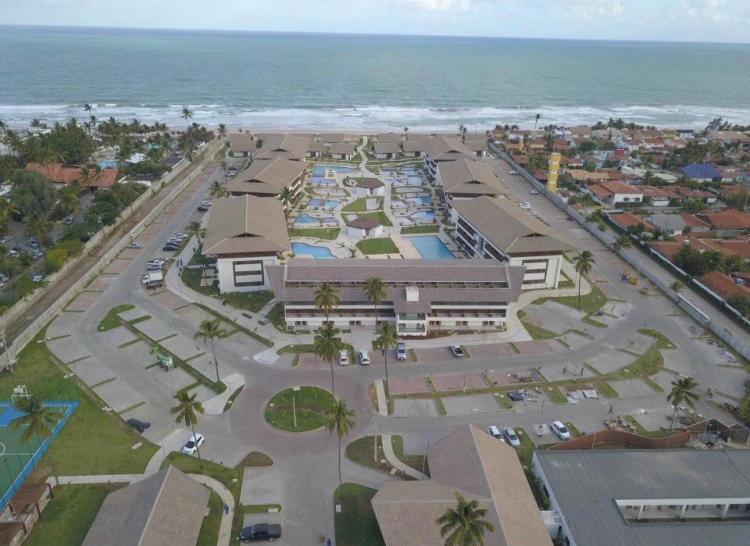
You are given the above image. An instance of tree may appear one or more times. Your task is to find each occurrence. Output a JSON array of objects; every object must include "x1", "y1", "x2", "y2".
[
  {"x1": 364, "y1": 277, "x2": 386, "y2": 332},
  {"x1": 314, "y1": 282, "x2": 340, "y2": 325},
  {"x1": 209, "y1": 180, "x2": 227, "y2": 199},
  {"x1": 572, "y1": 250, "x2": 595, "y2": 307},
  {"x1": 667, "y1": 376, "x2": 699, "y2": 430},
  {"x1": 28, "y1": 215, "x2": 53, "y2": 247},
  {"x1": 437, "y1": 493, "x2": 495, "y2": 546},
  {"x1": 280, "y1": 187, "x2": 293, "y2": 211},
  {"x1": 614, "y1": 234, "x2": 631, "y2": 250},
  {"x1": 375, "y1": 322, "x2": 397, "y2": 394},
  {"x1": 170, "y1": 391, "x2": 205, "y2": 459},
  {"x1": 0, "y1": 198, "x2": 18, "y2": 234},
  {"x1": 10, "y1": 396, "x2": 62, "y2": 446},
  {"x1": 181, "y1": 139, "x2": 196, "y2": 162},
  {"x1": 404, "y1": 126, "x2": 409, "y2": 140},
  {"x1": 670, "y1": 281, "x2": 684, "y2": 293},
  {"x1": 181, "y1": 106, "x2": 194, "y2": 130},
  {"x1": 194, "y1": 318, "x2": 225, "y2": 383},
  {"x1": 324, "y1": 399, "x2": 356, "y2": 485},
  {"x1": 55, "y1": 185, "x2": 81, "y2": 219},
  {"x1": 44, "y1": 247, "x2": 69, "y2": 272},
  {"x1": 314, "y1": 322, "x2": 343, "y2": 397},
  {"x1": 186, "y1": 220, "x2": 205, "y2": 244},
  {"x1": 217, "y1": 123, "x2": 227, "y2": 139},
  {"x1": 534, "y1": 113, "x2": 540, "y2": 129}
]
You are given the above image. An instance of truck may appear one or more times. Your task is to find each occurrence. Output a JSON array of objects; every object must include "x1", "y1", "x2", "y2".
[
  {"x1": 239, "y1": 523, "x2": 282, "y2": 542},
  {"x1": 142, "y1": 271, "x2": 164, "y2": 289}
]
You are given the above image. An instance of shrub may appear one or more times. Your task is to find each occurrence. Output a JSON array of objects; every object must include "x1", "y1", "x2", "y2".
[{"x1": 44, "y1": 248, "x2": 69, "y2": 272}]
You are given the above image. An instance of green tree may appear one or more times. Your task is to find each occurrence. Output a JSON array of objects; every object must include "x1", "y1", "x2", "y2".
[
  {"x1": 55, "y1": 185, "x2": 81, "y2": 219},
  {"x1": 217, "y1": 123, "x2": 227, "y2": 139},
  {"x1": 324, "y1": 399, "x2": 356, "y2": 485},
  {"x1": 0, "y1": 198, "x2": 18, "y2": 233},
  {"x1": 186, "y1": 220, "x2": 205, "y2": 244},
  {"x1": 572, "y1": 250, "x2": 595, "y2": 308},
  {"x1": 614, "y1": 234, "x2": 631, "y2": 250},
  {"x1": 364, "y1": 277, "x2": 387, "y2": 332},
  {"x1": 314, "y1": 282, "x2": 340, "y2": 325},
  {"x1": 44, "y1": 247, "x2": 69, "y2": 272},
  {"x1": 194, "y1": 318, "x2": 225, "y2": 383},
  {"x1": 667, "y1": 376, "x2": 699, "y2": 430},
  {"x1": 280, "y1": 187, "x2": 293, "y2": 211},
  {"x1": 10, "y1": 171, "x2": 57, "y2": 221},
  {"x1": 375, "y1": 322, "x2": 397, "y2": 394},
  {"x1": 181, "y1": 106, "x2": 194, "y2": 130},
  {"x1": 28, "y1": 215, "x2": 53, "y2": 247},
  {"x1": 170, "y1": 391, "x2": 205, "y2": 459},
  {"x1": 314, "y1": 322, "x2": 343, "y2": 397},
  {"x1": 436, "y1": 493, "x2": 496, "y2": 546},
  {"x1": 10, "y1": 396, "x2": 62, "y2": 446},
  {"x1": 209, "y1": 180, "x2": 227, "y2": 199}
]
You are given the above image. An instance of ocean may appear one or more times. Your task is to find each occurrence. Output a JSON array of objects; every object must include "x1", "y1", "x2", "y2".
[{"x1": 1, "y1": 25, "x2": 750, "y2": 131}]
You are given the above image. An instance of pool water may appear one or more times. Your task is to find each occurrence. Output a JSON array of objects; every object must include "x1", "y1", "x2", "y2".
[
  {"x1": 312, "y1": 165, "x2": 353, "y2": 177},
  {"x1": 407, "y1": 176, "x2": 423, "y2": 186},
  {"x1": 295, "y1": 214, "x2": 337, "y2": 226},
  {"x1": 410, "y1": 211, "x2": 435, "y2": 223},
  {"x1": 292, "y1": 243, "x2": 335, "y2": 259},
  {"x1": 407, "y1": 195, "x2": 432, "y2": 206},
  {"x1": 308, "y1": 198, "x2": 341, "y2": 209},
  {"x1": 406, "y1": 236, "x2": 454, "y2": 260},
  {"x1": 309, "y1": 177, "x2": 337, "y2": 186}
]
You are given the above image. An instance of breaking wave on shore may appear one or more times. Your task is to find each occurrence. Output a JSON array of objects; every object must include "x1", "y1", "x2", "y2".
[{"x1": 2, "y1": 103, "x2": 750, "y2": 131}]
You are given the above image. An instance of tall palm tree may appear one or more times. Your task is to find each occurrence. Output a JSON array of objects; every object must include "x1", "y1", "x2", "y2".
[
  {"x1": 325, "y1": 399, "x2": 356, "y2": 485},
  {"x1": 314, "y1": 282, "x2": 340, "y2": 325},
  {"x1": 217, "y1": 123, "x2": 228, "y2": 139},
  {"x1": 534, "y1": 113, "x2": 541, "y2": 129},
  {"x1": 572, "y1": 250, "x2": 595, "y2": 308},
  {"x1": 403, "y1": 126, "x2": 409, "y2": 140},
  {"x1": 667, "y1": 376, "x2": 699, "y2": 430},
  {"x1": 376, "y1": 322, "x2": 397, "y2": 394},
  {"x1": 280, "y1": 187, "x2": 293, "y2": 212},
  {"x1": 194, "y1": 318, "x2": 225, "y2": 383},
  {"x1": 364, "y1": 277, "x2": 386, "y2": 332},
  {"x1": 314, "y1": 322, "x2": 343, "y2": 397},
  {"x1": 181, "y1": 139, "x2": 195, "y2": 162},
  {"x1": 186, "y1": 220, "x2": 205, "y2": 244},
  {"x1": 181, "y1": 106, "x2": 194, "y2": 130},
  {"x1": 170, "y1": 391, "x2": 205, "y2": 459},
  {"x1": 209, "y1": 180, "x2": 227, "y2": 199},
  {"x1": 10, "y1": 396, "x2": 62, "y2": 446},
  {"x1": 437, "y1": 493, "x2": 496, "y2": 546}
]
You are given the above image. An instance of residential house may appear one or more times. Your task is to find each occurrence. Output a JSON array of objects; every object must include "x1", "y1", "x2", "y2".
[
  {"x1": 681, "y1": 163, "x2": 722, "y2": 182},
  {"x1": 680, "y1": 213, "x2": 712, "y2": 233},
  {"x1": 225, "y1": 157, "x2": 306, "y2": 205},
  {"x1": 452, "y1": 196, "x2": 573, "y2": 289},
  {"x1": 82, "y1": 466, "x2": 209, "y2": 546},
  {"x1": 372, "y1": 424, "x2": 552, "y2": 546},
  {"x1": 698, "y1": 209, "x2": 750, "y2": 236},
  {"x1": 203, "y1": 196, "x2": 290, "y2": 293},
  {"x1": 673, "y1": 186, "x2": 718, "y2": 204},
  {"x1": 640, "y1": 185, "x2": 678, "y2": 207},
  {"x1": 25, "y1": 163, "x2": 120, "y2": 190},
  {"x1": 589, "y1": 181, "x2": 644, "y2": 206},
  {"x1": 436, "y1": 158, "x2": 507, "y2": 204},
  {"x1": 267, "y1": 259, "x2": 524, "y2": 335},
  {"x1": 646, "y1": 214, "x2": 688, "y2": 237},
  {"x1": 608, "y1": 212, "x2": 655, "y2": 234},
  {"x1": 699, "y1": 271, "x2": 750, "y2": 302},
  {"x1": 346, "y1": 217, "x2": 385, "y2": 240}
]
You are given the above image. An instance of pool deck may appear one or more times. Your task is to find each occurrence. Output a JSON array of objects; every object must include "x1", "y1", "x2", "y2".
[{"x1": 392, "y1": 234, "x2": 422, "y2": 259}]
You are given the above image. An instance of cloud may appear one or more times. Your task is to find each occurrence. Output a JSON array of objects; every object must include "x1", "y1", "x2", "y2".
[{"x1": 396, "y1": 0, "x2": 472, "y2": 11}]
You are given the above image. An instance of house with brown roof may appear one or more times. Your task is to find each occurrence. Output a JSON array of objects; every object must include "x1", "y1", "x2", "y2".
[
  {"x1": 203, "y1": 195, "x2": 290, "y2": 293},
  {"x1": 25, "y1": 163, "x2": 120, "y2": 190},
  {"x1": 699, "y1": 271, "x2": 750, "y2": 302},
  {"x1": 227, "y1": 133, "x2": 257, "y2": 157},
  {"x1": 452, "y1": 197, "x2": 573, "y2": 289},
  {"x1": 436, "y1": 158, "x2": 507, "y2": 203},
  {"x1": 348, "y1": 177, "x2": 385, "y2": 198},
  {"x1": 698, "y1": 209, "x2": 750, "y2": 236},
  {"x1": 225, "y1": 157, "x2": 306, "y2": 206},
  {"x1": 306, "y1": 140, "x2": 328, "y2": 159},
  {"x1": 373, "y1": 141, "x2": 401, "y2": 160},
  {"x1": 82, "y1": 466, "x2": 209, "y2": 546},
  {"x1": 330, "y1": 143, "x2": 357, "y2": 161},
  {"x1": 255, "y1": 134, "x2": 310, "y2": 161},
  {"x1": 346, "y1": 216, "x2": 384, "y2": 240},
  {"x1": 423, "y1": 136, "x2": 475, "y2": 180},
  {"x1": 608, "y1": 212, "x2": 655, "y2": 233},
  {"x1": 589, "y1": 180, "x2": 643, "y2": 206},
  {"x1": 372, "y1": 424, "x2": 552, "y2": 546}
]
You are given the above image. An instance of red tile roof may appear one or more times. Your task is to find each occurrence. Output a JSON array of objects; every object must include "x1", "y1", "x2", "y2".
[
  {"x1": 680, "y1": 213, "x2": 711, "y2": 229},
  {"x1": 700, "y1": 271, "x2": 750, "y2": 301},
  {"x1": 610, "y1": 212, "x2": 654, "y2": 231},
  {"x1": 26, "y1": 163, "x2": 119, "y2": 189},
  {"x1": 699, "y1": 209, "x2": 750, "y2": 230},
  {"x1": 590, "y1": 180, "x2": 643, "y2": 199}
]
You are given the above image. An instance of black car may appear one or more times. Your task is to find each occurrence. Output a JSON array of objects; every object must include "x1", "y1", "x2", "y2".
[
  {"x1": 506, "y1": 391, "x2": 525, "y2": 402},
  {"x1": 162, "y1": 245, "x2": 179, "y2": 252},
  {"x1": 126, "y1": 418, "x2": 151, "y2": 433},
  {"x1": 239, "y1": 523, "x2": 282, "y2": 542}
]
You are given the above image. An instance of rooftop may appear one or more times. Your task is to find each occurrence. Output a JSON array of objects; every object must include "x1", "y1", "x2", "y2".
[
  {"x1": 438, "y1": 158, "x2": 507, "y2": 197},
  {"x1": 227, "y1": 157, "x2": 305, "y2": 196}
]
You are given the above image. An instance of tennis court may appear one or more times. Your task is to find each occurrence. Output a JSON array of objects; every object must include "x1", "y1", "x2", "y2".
[{"x1": 0, "y1": 401, "x2": 78, "y2": 511}]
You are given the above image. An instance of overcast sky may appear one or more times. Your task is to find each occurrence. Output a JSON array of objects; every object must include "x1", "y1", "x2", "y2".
[{"x1": 2, "y1": 0, "x2": 749, "y2": 43}]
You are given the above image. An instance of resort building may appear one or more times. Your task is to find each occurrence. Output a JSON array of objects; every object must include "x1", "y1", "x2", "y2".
[
  {"x1": 423, "y1": 136, "x2": 474, "y2": 180},
  {"x1": 373, "y1": 141, "x2": 401, "y2": 160},
  {"x1": 318, "y1": 133, "x2": 360, "y2": 146},
  {"x1": 267, "y1": 259, "x2": 523, "y2": 335},
  {"x1": 347, "y1": 177, "x2": 385, "y2": 197},
  {"x1": 225, "y1": 157, "x2": 306, "y2": 206},
  {"x1": 451, "y1": 197, "x2": 572, "y2": 289},
  {"x1": 372, "y1": 424, "x2": 552, "y2": 546},
  {"x1": 227, "y1": 133, "x2": 257, "y2": 157},
  {"x1": 203, "y1": 195, "x2": 290, "y2": 293},
  {"x1": 375, "y1": 133, "x2": 403, "y2": 143},
  {"x1": 401, "y1": 137, "x2": 429, "y2": 158},
  {"x1": 82, "y1": 466, "x2": 209, "y2": 546},
  {"x1": 436, "y1": 157, "x2": 507, "y2": 203},
  {"x1": 330, "y1": 143, "x2": 357, "y2": 161},
  {"x1": 254, "y1": 133, "x2": 309, "y2": 161},
  {"x1": 346, "y1": 216, "x2": 384, "y2": 240},
  {"x1": 306, "y1": 140, "x2": 328, "y2": 159},
  {"x1": 533, "y1": 449, "x2": 750, "y2": 546}
]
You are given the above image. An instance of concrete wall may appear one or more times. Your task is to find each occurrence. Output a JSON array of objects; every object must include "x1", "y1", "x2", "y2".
[{"x1": 217, "y1": 255, "x2": 278, "y2": 293}]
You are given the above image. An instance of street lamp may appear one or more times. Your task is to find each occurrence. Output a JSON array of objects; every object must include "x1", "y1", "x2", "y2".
[{"x1": 292, "y1": 386, "x2": 300, "y2": 429}]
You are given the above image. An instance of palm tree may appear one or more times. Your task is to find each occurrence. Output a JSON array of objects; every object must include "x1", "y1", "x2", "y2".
[
  {"x1": 10, "y1": 396, "x2": 62, "y2": 446},
  {"x1": 0, "y1": 198, "x2": 18, "y2": 234},
  {"x1": 376, "y1": 322, "x2": 397, "y2": 394},
  {"x1": 186, "y1": 220, "x2": 205, "y2": 244},
  {"x1": 572, "y1": 250, "x2": 595, "y2": 308},
  {"x1": 437, "y1": 493, "x2": 495, "y2": 546},
  {"x1": 614, "y1": 234, "x2": 631, "y2": 250},
  {"x1": 314, "y1": 322, "x2": 343, "y2": 397},
  {"x1": 170, "y1": 391, "x2": 205, "y2": 459},
  {"x1": 181, "y1": 106, "x2": 194, "y2": 130},
  {"x1": 403, "y1": 126, "x2": 409, "y2": 140},
  {"x1": 534, "y1": 113, "x2": 541, "y2": 129},
  {"x1": 217, "y1": 123, "x2": 227, "y2": 139},
  {"x1": 667, "y1": 376, "x2": 699, "y2": 430},
  {"x1": 29, "y1": 215, "x2": 53, "y2": 247},
  {"x1": 209, "y1": 180, "x2": 227, "y2": 199},
  {"x1": 670, "y1": 280, "x2": 684, "y2": 292},
  {"x1": 364, "y1": 277, "x2": 386, "y2": 332},
  {"x1": 181, "y1": 139, "x2": 195, "y2": 162},
  {"x1": 314, "y1": 282, "x2": 340, "y2": 325},
  {"x1": 194, "y1": 318, "x2": 225, "y2": 383},
  {"x1": 324, "y1": 399, "x2": 356, "y2": 485}
]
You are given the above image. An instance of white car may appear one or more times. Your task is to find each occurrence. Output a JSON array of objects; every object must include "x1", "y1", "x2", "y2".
[
  {"x1": 509, "y1": 170, "x2": 519, "y2": 175},
  {"x1": 182, "y1": 433, "x2": 205, "y2": 455},
  {"x1": 31, "y1": 274, "x2": 45, "y2": 283},
  {"x1": 530, "y1": 189, "x2": 540, "y2": 195},
  {"x1": 358, "y1": 351, "x2": 371, "y2": 366},
  {"x1": 503, "y1": 427, "x2": 521, "y2": 447},
  {"x1": 551, "y1": 421, "x2": 571, "y2": 441},
  {"x1": 487, "y1": 425, "x2": 504, "y2": 441},
  {"x1": 519, "y1": 202, "x2": 532, "y2": 210},
  {"x1": 338, "y1": 349, "x2": 349, "y2": 366},
  {"x1": 396, "y1": 342, "x2": 407, "y2": 361}
]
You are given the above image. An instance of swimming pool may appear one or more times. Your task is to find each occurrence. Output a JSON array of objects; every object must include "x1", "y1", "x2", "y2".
[
  {"x1": 410, "y1": 211, "x2": 435, "y2": 223},
  {"x1": 308, "y1": 198, "x2": 342, "y2": 209},
  {"x1": 407, "y1": 195, "x2": 432, "y2": 206},
  {"x1": 309, "y1": 177, "x2": 338, "y2": 186},
  {"x1": 312, "y1": 165, "x2": 353, "y2": 177},
  {"x1": 295, "y1": 214, "x2": 337, "y2": 226},
  {"x1": 406, "y1": 236, "x2": 454, "y2": 260},
  {"x1": 292, "y1": 243, "x2": 335, "y2": 259}
]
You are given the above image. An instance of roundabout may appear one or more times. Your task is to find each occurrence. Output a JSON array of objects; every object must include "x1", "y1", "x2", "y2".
[{"x1": 264, "y1": 386, "x2": 336, "y2": 432}]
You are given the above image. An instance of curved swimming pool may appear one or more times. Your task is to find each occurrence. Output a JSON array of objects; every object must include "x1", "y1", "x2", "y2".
[{"x1": 292, "y1": 243, "x2": 335, "y2": 259}]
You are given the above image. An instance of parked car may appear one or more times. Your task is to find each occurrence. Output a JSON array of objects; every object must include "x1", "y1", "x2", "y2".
[
  {"x1": 530, "y1": 189, "x2": 540, "y2": 195},
  {"x1": 551, "y1": 421, "x2": 571, "y2": 441},
  {"x1": 358, "y1": 351, "x2": 371, "y2": 366},
  {"x1": 126, "y1": 418, "x2": 151, "y2": 433},
  {"x1": 338, "y1": 349, "x2": 349, "y2": 366},
  {"x1": 198, "y1": 200, "x2": 212, "y2": 211},
  {"x1": 239, "y1": 523, "x2": 282, "y2": 542},
  {"x1": 503, "y1": 427, "x2": 521, "y2": 447},
  {"x1": 162, "y1": 244, "x2": 179, "y2": 252},
  {"x1": 127, "y1": 241, "x2": 143, "y2": 249},
  {"x1": 0, "y1": 273, "x2": 9, "y2": 283},
  {"x1": 509, "y1": 170, "x2": 519, "y2": 175},
  {"x1": 182, "y1": 433, "x2": 205, "y2": 455},
  {"x1": 519, "y1": 202, "x2": 532, "y2": 210},
  {"x1": 64, "y1": 215, "x2": 74, "y2": 225},
  {"x1": 396, "y1": 342, "x2": 407, "y2": 361},
  {"x1": 31, "y1": 274, "x2": 45, "y2": 283},
  {"x1": 450, "y1": 345, "x2": 465, "y2": 358},
  {"x1": 506, "y1": 391, "x2": 524, "y2": 402},
  {"x1": 487, "y1": 425, "x2": 504, "y2": 441},
  {"x1": 0, "y1": 236, "x2": 12, "y2": 244}
]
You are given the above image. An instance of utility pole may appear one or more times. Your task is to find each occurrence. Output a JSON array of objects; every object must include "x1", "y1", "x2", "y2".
[{"x1": 292, "y1": 386, "x2": 300, "y2": 430}]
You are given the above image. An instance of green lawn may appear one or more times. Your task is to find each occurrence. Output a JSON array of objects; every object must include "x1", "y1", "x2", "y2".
[
  {"x1": 346, "y1": 435, "x2": 426, "y2": 478},
  {"x1": 639, "y1": 328, "x2": 676, "y2": 350},
  {"x1": 242, "y1": 503, "x2": 282, "y2": 513},
  {"x1": 343, "y1": 197, "x2": 383, "y2": 213},
  {"x1": 400, "y1": 224, "x2": 439, "y2": 234},
  {"x1": 334, "y1": 483, "x2": 385, "y2": 546},
  {"x1": 347, "y1": 211, "x2": 393, "y2": 227},
  {"x1": 519, "y1": 318, "x2": 558, "y2": 340},
  {"x1": 278, "y1": 343, "x2": 316, "y2": 354},
  {"x1": 23, "y1": 484, "x2": 124, "y2": 546},
  {"x1": 514, "y1": 428, "x2": 536, "y2": 468},
  {"x1": 289, "y1": 227, "x2": 341, "y2": 240},
  {"x1": 266, "y1": 302, "x2": 286, "y2": 331},
  {"x1": 97, "y1": 304, "x2": 135, "y2": 332},
  {"x1": 7, "y1": 332, "x2": 158, "y2": 475},
  {"x1": 533, "y1": 276, "x2": 608, "y2": 317},
  {"x1": 237, "y1": 451, "x2": 274, "y2": 467},
  {"x1": 356, "y1": 238, "x2": 399, "y2": 255},
  {"x1": 181, "y1": 263, "x2": 273, "y2": 313},
  {"x1": 197, "y1": 492, "x2": 223, "y2": 546},
  {"x1": 264, "y1": 386, "x2": 335, "y2": 432}
]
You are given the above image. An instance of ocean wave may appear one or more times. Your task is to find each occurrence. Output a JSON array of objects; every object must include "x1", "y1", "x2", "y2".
[{"x1": 1, "y1": 103, "x2": 750, "y2": 131}]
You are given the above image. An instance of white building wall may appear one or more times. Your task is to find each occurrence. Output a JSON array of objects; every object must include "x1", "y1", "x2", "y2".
[{"x1": 216, "y1": 255, "x2": 278, "y2": 293}]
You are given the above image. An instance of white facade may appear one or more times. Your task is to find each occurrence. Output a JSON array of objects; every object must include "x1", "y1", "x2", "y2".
[
  {"x1": 347, "y1": 224, "x2": 385, "y2": 240},
  {"x1": 351, "y1": 185, "x2": 385, "y2": 198},
  {"x1": 217, "y1": 255, "x2": 279, "y2": 293}
]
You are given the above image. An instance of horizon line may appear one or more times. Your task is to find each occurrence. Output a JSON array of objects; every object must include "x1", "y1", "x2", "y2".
[{"x1": 2, "y1": 23, "x2": 749, "y2": 47}]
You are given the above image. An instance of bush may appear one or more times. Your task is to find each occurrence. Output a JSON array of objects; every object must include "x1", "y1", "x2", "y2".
[
  {"x1": 44, "y1": 248, "x2": 69, "y2": 272},
  {"x1": 56, "y1": 239, "x2": 85, "y2": 257}
]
